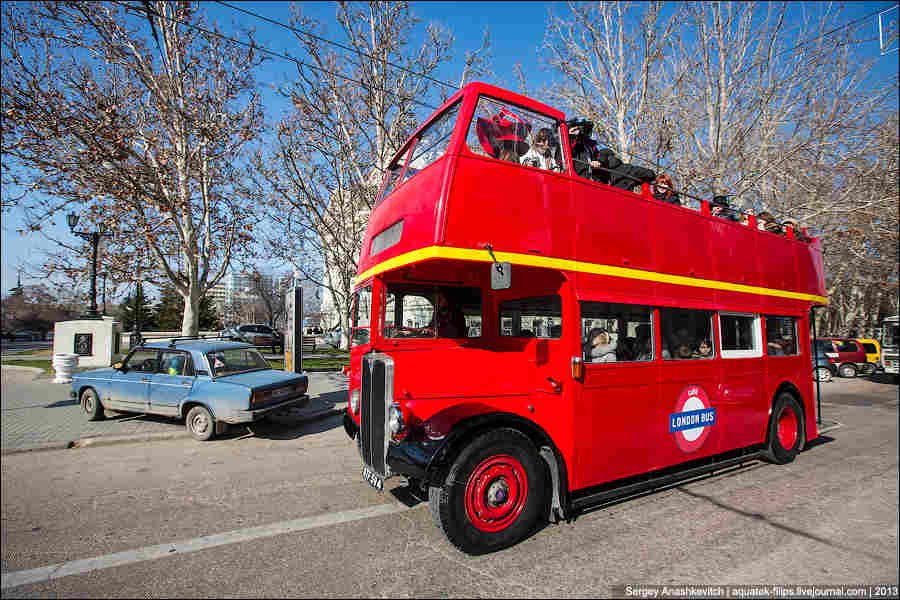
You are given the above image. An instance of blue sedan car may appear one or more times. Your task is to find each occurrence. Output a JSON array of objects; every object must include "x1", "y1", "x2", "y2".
[{"x1": 70, "y1": 339, "x2": 309, "y2": 441}]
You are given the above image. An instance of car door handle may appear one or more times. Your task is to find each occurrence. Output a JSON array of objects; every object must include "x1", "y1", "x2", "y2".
[
  {"x1": 141, "y1": 378, "x2": 151, "y2": 382},
  {"x1": 181, "y1": 381, "x2": 191, "y2": 386}
]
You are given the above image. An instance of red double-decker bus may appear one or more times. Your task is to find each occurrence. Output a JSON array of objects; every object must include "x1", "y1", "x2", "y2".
[{"x1": 342, "y1": 82, "x2": 827, "y2": 555}]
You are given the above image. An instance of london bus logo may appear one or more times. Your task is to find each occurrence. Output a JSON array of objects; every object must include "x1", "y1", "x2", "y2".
[{"x1": 669, "y1": 385, "x2": 716, "y2": 453}]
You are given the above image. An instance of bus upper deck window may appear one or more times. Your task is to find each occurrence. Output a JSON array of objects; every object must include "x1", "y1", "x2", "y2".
[
  {"x1": 466, "y1": 96, "x2": 564, "y2": 172},
  {"x1": 399, "y1": 101, "x2": 461, "y2": 187}
]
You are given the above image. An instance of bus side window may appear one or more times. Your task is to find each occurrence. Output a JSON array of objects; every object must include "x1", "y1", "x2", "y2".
[
  {"x1": 660, "y1": 307, "x2": 716, "y2": 360},
  {"x1": 718, "y1": 312, "x2": 762, "y2": 359},
  {"x1": 499, "y1": 295, "x2": 562, "y2": 339},
  {"x1": 764, "y1": 315, "x2": 799, "y2": 356},
  {"x1": 581, "y1": 302, "x2": 654, "y2": 363}
]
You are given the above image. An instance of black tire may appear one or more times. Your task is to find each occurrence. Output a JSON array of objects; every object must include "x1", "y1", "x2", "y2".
[
  {"x1": 428, "y1": 428, "x2": 547, "y2": 555},
  {"x1": 814, "y1": 366, "x2": 832, "y2": 383},
  {"x1": 838, "y1": 363, "x2": 857, "y2": 378},
  {"x1": 764, "y1": 393, "x2": 804, "y2": 464},
  {"x1": 186, "y1": 405, "x2": 216, "y2": 441},
  {"x1": 80, "y1": 388, "x2": 105, "y2": 421}
]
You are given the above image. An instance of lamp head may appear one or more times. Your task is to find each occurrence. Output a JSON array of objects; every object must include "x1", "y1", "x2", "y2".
[{"x1": 67, "y1": 213, "x2": 79, "y2": 230}]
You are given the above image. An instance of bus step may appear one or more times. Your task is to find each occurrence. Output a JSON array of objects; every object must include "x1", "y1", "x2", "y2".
[{"x1": 571, "y1": 450, "x2": 762, "y2": 512}]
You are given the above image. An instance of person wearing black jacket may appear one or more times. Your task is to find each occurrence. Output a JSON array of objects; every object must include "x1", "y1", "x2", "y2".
[{"x1": 566, "y1": 118, "x2": 655, "y2": 191}]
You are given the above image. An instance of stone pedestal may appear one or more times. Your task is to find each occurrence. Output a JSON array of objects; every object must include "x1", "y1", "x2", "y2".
[{"x1": 54, "y1": 317, "x2": 123, "y2": 368}]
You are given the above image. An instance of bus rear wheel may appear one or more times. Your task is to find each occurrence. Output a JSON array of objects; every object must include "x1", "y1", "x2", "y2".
[
  {"x1": 764, "y1": 393, "x2": 804, "y2": 464},
  {"x1": 428, "y1": 429, "x2": 547, "y2": 555}
]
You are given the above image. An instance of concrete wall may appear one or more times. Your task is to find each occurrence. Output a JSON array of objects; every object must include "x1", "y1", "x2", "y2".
[{"x1": 54, "y1": 317, "x2": 123, "y2": 368}]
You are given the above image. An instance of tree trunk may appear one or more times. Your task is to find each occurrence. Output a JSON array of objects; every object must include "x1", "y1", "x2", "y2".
[{"x1": 180, "y1": 287, "x2": 201, "y2": 336}]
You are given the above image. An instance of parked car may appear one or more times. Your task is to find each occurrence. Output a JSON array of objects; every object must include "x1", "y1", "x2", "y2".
[
  {"x1": 70, "y1": 339, "x2": 309, "y2": 441},
  {"x1": 814, "y1": 337, "x2": 868, "y2": 378},
  {"x1": 323, "y1": 329, "x2": 346, "y2": 348},
  {"x1": 221, "y1": 324, "x2": 283, "y2": 353},
  {"x1": 812, "y1": 354, "x2": 836, "y2": 383},
  {"x1": 854, "y1": 338, "x2": 881, "y2": 374}
]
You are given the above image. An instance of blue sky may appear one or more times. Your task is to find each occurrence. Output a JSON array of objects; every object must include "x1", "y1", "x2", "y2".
[{"x1": 2, "y1": 1, "x2": 897, "y2": 298}]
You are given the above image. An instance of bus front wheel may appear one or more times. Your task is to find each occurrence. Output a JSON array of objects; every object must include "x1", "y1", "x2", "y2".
[
  {"x1": 764, "y1": 393, "x2": 804, "y2": 464},
  {"x1": 428, "y1": 428, "x2": 547, "y2": 555}
]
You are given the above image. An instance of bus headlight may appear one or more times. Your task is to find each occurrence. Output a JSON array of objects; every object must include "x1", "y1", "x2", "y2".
[
  {"x1": 349, "y1": 389, "x2": 359, "y2": 415},
  {"x1": 388, "y1": 403, "x2": 405, "y2": 436}
]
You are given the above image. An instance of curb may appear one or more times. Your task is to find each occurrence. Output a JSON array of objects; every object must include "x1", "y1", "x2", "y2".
[
  {"x1": 0, "y1": 365, "x2": 46, "y2": 375},
  {"x1": 1, "y1": 406, "x2": 345, "y2": 456}
]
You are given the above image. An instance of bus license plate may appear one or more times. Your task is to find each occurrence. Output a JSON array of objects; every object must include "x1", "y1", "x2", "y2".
[{"x1": 362, "y1": 466, "x2": 384, "y2": 491}]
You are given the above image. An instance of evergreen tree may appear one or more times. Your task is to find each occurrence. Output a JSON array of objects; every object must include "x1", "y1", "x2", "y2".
[
  {"x1": 118, "y1": 282, "x2": 155, "y2": 331},
  {"x1": 198, "y1": 295, "x2": 222, "y2": 331},
  {"x1": 154, "y1": 284, "x2": 184, "y2": 331}
]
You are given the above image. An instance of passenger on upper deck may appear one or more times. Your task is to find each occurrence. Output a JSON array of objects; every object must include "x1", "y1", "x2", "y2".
[
  {"x1": 757, "y1": 211, "x2": 783, "y2": 235},
  {"x1": 476, "y1": 108, "x2": 532, "y2": 164},
  {"x1": 711, "y1": 195, "x2": 740, "y2": 222},
  {"x1": 520, "y1": 128, "x2": 562, "y2": 172},
  {"x1": 566, "y1": 117, "x2": 655, "y2": 191},
  {"x1": 652, "y1": 174, "x2": 681, "y2": 206}
]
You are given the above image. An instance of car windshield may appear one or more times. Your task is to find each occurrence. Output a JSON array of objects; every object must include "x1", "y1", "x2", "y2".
[{"x1": 206, "y1": 348, "x2": 269, "y2": 377}]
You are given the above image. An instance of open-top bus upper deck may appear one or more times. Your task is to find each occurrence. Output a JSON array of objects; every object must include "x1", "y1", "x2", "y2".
[{"x1": 356, "y1": 82, "x2": 826, "y2": 315}]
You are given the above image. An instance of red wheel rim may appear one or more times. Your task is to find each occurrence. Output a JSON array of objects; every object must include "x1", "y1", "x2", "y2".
[
  {"x1": 464, "y1": 454, "x2": 528, "y2": 532},
  {"x1": 777, "y1": 406, "x2": 798, "y2": 450}
]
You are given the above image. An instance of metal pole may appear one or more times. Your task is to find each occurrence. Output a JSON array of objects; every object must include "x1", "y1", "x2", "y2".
[
  {"x1": 293, "y1": 284, "x2": 303, "y2": 373},
  {"x1": 102, "y1": 272, "x2": 107, "y2": 316},
  {"x1": 86, "y1": 232, "x2": 100, "y2": 318},
  {"x1": 811, "y1": 307, "x2": 822, "y2": 424}
]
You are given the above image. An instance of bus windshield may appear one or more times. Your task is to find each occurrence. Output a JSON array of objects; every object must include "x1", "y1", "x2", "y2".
[
  {"x1": 378, "y1": 101, "x2": 461, "y2": 205},
  {"x1": 383, "y1": 284, "x2": 482, "y2": 339}
]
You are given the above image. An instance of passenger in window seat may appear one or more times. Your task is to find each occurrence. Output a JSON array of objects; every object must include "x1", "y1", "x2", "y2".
[
  {"x1": 520, "y1": 128, "x2": 561, "y2": 172},
  {"x1": 757, "y1": 211, "x2": 783, "y2": 234},
  {"x1": 585, "y1": 328, "x2": 617, "y2": 363},
  {"x1": 693, "y1": 339, "x2": 713, "y2": 358},
  {"x1": 476, "y1": 108, "x2": 532, "y2": 164}
]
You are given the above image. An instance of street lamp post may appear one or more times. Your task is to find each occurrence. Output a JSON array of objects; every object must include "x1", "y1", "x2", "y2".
[
  {"x1": 101, "y1": 272, "x2": 108, "y2": 316},
  {"x1": 67, "y1": 213, "x2": 113, "y2": 320}
]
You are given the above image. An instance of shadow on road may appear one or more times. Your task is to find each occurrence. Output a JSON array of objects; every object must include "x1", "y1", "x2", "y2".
[
  {"x1": 867, "y1": 373, "x2": 899, "y2": 386},
  {"x1": 677, "y1": 486, "x2": 894, "y2": 565},
  {"x1": 44, "y1": 399, "x2": 79, "y2": 408}
]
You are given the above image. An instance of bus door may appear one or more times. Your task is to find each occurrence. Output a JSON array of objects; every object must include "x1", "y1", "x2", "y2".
[
  {"x1": 573, "y1": 301, "x2": 659, "y2": 488},
  {"x1": 654, "y1": 307, "x2": 722, "y2": 468},
  {"x1": 496, "y1": 293, "x2": 568, "y2": 403},
  {"x1": 716, "y1": 312, "x2": 767, "y2": 447}
]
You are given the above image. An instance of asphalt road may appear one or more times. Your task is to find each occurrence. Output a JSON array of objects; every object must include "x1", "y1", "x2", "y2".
[{"x1": 1, "y1": 376, "x2": 897, "y2": 598}]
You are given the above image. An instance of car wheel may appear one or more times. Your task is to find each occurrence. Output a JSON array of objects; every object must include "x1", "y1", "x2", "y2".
[
  {"x1": 428, "y1": 428, "x2": 547, "y2": 555},
  {"x1": 764, "y1": 393, "x2": 804, "y2": 464},
  {"x1": 814, "y1": 366, "x2": 832, "y2": 383},
  {"x1": 838, "y1": 363, "x2": 857, "y2": 378},
  {"x1": 186, "y1": 405, "x2": 216, "y2": 441},
  {"x1": 81, "y1": 388, "x2": 105, "y2": 421},
  {"x1": 860, "y1": 363, "x2": 877, "y2": 376}
]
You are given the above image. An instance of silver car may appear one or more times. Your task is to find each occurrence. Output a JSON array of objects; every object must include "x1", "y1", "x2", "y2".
[{"x1": 221, "y1": 324, "x2": 284, "y2": 353}]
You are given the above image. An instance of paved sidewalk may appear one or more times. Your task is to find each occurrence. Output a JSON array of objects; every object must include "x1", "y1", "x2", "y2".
[{"x1": 1, "y1": 366, "x2": 348, "y2": 452}]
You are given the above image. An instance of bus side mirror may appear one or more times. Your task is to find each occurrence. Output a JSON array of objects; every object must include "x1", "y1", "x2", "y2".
[{"x1": 491, "y1": 262, "x2": 511, "y2": 290}]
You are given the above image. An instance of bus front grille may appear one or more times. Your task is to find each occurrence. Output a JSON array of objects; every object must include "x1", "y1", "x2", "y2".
[{"x1": 360, "y1": 354, "x2": 394, "y2": 477}]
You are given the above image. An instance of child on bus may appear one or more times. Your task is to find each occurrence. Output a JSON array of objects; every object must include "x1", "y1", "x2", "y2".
[{"x1": 585, "y1": 328, "x2": 617, "y2": 363}]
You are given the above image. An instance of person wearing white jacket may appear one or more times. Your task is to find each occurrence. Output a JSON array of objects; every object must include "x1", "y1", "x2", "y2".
[{"x1": 520, "y1": 128, "x2": 561, "y2": 172}]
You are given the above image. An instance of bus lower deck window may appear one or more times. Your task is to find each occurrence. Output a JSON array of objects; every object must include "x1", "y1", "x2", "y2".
[
  {"x1": 660, "y1": 307, "x2": 715, "y2": 360},
  {"x1": 580, "y1": 302, "x2": 654, "y2": 363}
]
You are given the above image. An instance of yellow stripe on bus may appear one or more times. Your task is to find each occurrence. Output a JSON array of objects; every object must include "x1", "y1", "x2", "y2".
[{"x1": 354, "y1": 246, "x2": 829, "y2": 305}]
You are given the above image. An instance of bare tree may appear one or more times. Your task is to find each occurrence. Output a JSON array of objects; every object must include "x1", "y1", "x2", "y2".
[
  {"x1": 247, "y1": 270, "x2": 287, "y2": 328},
  {"x1": 253, "y1": 1, "x2": 488, "y2": 348},
  {"x1": 1, "y1": 1, "x2": 264, "y2": 335},
  {"x1": 543, "y1": 1, "x2": 681, "y2": 162},
  {"x1": 543, "y1": 1, "x2": 898, "y2": 331}
]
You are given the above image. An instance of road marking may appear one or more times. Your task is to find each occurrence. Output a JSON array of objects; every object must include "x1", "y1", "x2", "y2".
[{"x1": 1, "y1": 502, "x2": 412, "y2": 590}]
